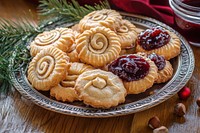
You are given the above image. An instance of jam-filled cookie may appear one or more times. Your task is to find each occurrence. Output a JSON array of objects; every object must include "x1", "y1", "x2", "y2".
[
  {"x1": 136, "y1": 26, "x2": 181, "y2": 60},
  {"x1": 50, "y1": 62, "x2": 93, "y2": 102},
  {"x1": 75, "y1": 69, "x2": 127, "y2": 108},
  {"x1": 108, "y1": 54, "x2": 158, "y2": 94},
  {"x1": 79, "y1": 9, "x2": 122, "y2": 32},
  {"x1": 28, "y1": 47, "x2": 69, "y2": 91},
  {"x1": 147, "y1": 53, "x2": 173, "y2": 83},
  {"x1": 116, "y1": 19, "x2": 138, "y2": 49},
  {"x1": 76, "y1": 27, "x2": 121, "y2": 67},
  {"x1": 30, "y1": 28, "x2": 76, "y2": 56}
]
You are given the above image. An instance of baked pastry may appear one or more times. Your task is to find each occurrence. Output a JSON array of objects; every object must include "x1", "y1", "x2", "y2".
[
  {"x1": 28, "y1": 47, "x2": 69, "y2": 91},
  {"x1": 147, "y1": 53, "x2": 173, "y2": 83},
  {"x1": 79, "y1": 9, "x2": 122, "y2": 32},
  {"x1": 116, "y1": 19, "x2": 138, "y2": 48},
  {"x1": 75, "y1": 69, "x2": 127, "y2": 108},
  {"x1": 76, "y1": 27, "x2": 121, "y2": 67},
  {"x1": 50, "y1": 62, "x2": 93, "y2": 102},
  {"x1": 67, "y1": 49, "x2": 79, "y2": 62},
  {"x1": 30, "y1": 27, "x2": 75, "y2": 56},
  {"x1": 136, "y1": 26, "x2": 181, "y2": 60},
  {"x1": 108, "y1": 54, "x2": 158, "y2": 94}
]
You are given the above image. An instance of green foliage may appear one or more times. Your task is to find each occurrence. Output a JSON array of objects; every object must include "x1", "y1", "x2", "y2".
[{"x1": 39, "y1": 0, "x2": 110, "y2": 21}]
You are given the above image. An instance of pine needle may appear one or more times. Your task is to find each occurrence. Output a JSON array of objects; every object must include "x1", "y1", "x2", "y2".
[{"x1": 38, "y1": 0, "x2": 110, "y2": 21}]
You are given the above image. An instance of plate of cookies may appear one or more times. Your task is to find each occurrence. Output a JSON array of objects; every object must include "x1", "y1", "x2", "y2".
[{"x1": 10, "y1": 9, "x2": 194, "y2": 117}]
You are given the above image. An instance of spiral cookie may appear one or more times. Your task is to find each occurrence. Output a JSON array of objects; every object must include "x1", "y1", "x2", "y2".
[
  {"x1": 79, "y1": 9, "x2": 122, "y2": 32},
  {"x1": 76, "y1": 27, "x2": 121, "y2": 67},
  {"x1": 136, "y1": 26, "x2": 181, "y2": 60},
  {"x1": 50, "y1": 62, "x2": 93, "y2": 102},
  {"x1": 75, "y1": 69, "x2": 127, "y2": 108},
  {"x1": 28, "y1": 47, "x2": 69, "y2": 91},
  {"x1": 108, "y1": 54, "x2": 158, "y2": 94},
  {"x1": 116, "y1": 20, "x2": 138, "y2": 49},
  {"x1": 30, "y1": 28, "x2": 76, "y2": 56}
]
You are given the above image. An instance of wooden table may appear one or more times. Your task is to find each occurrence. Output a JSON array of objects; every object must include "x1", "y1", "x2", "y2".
[{"x1": 1, "y1": 0, "x2": 200, "y2": 132}]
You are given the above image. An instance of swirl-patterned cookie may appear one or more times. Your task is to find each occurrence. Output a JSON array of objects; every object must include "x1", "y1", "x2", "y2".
[
  {"x1": 108, "y1": 54, "x2": 158, "y2": 94},
  {"x1": 76, "y1": 27, "x2": 121, "y2": 67},
  {"x1": 116, "y1": 19, "x2": 138, "y2": 48},
  {"x1": 147, "y1": 53, "x2": 173, "y2": 83},
  {"x1": 30, "y1": 28, "x2": 76, "y2": 56},
  {"x1": 75, "y1": 69, "x2": 127, "y2": 109},
  {"x1": 28, "y1": 47, "x2": 69, "y2": 91},
  {"x1": 79, "y1": 9, "x2": 122, "y2": 32},
  {"x1": 136, "y1": 26, "x2": 181, "y2": 60},
  {"x1": 50, "y1": 62, "x2": 93, "y2": 102}
]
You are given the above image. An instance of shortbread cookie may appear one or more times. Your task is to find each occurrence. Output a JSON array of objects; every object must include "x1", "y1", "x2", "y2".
[
  {"x1": 136, "y1": 26, "x2": 181, "y2": 60},
  {"x1": 50, "y1": 62, "x2": 93, "y2": 102},
  {"x1": 147, "y1": 53, "x2": 173, "y2": 83},
  {"x1": 75, "y1": 69, "x2": 127, "y2": 108},
  {"x1": 67, "y1": 49, "x2": 79, "y2": 62},
  {"x1": 30, "y1": 28, "x2": 75, "y2": 56},
  {"x1": 28, "y1": 47, "x2": 69, "y2": 91},
  {"x1": 116, "y1": 19, "x2": 138, "y2": 48},
  {"x1": 108, "y1": 54, "x2": 158, "y2": 94},
  {"x1": 76, "y1": 27, "x2": 121, "y2": 67},
  {"x1": 79, "y1": 9, "x2": 122, "y2": 32}
]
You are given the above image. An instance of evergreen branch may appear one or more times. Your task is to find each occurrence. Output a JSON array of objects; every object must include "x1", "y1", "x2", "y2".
[
  {"x1": 0, "y1": 19, "x2": 39, "y2": 94},
  {"x1": 0, "y1": 57, "x2": 12, "y2": 94},
  {"x1": 38, "y1": 0, "x2": 110, "y2": 21}
]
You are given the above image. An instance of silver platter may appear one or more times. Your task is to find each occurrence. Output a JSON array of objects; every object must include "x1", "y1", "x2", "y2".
[{"x1": 10, "y1": 13, "x2": 195, "y2": 117}]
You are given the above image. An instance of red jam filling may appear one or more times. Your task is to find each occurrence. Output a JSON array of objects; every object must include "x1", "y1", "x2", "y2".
[
  {"x1": 147, "y1": 53, "x2": 166, "y2": 71},
  {"x1": 137, "y1": 26, "x2": 171, "y2": 50},
  {"x1": 108, "y1": 55, "x2": 150, "y2": 82}
]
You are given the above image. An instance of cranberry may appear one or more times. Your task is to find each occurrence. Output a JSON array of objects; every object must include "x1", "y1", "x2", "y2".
[
  {"x1": 137, "y1": 26, "x2": 171, "y2": 50},
  {"x1": 147, "y1": 53, "x2": 166, "y2": 70},
  {"x1": 108, "y1": 54, "x2": 150, "y2": 82},
  {"x1": 178, "y1": 86, "x2": 191, "y2": 100}
]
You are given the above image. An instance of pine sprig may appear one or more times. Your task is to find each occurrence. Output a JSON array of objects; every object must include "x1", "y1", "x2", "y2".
[
  {"x1": 0, "y1": 19, "x2": 39, "y2": 57},
  {"x1": 39, "y1": 0, "x2": 110, "y2": 21},
  {"x1": 0, "y1": 19, "x2": 39, "y2": 94},
  {"x1": 0, "y1": 57, "x2": 12, "y2": 94}
]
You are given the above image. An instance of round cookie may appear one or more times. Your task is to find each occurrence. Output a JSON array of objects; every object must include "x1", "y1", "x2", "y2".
[
  {"x1": 30, "y1": 27, "x2": 76, "y2": 56},
  {"x1": 75, "y1": 69, "x2": 127, "y2": 109},
  {"x1": 136, "y1": 26, "x2": 181, "y2": 60},
  {"x1": 28, "y1": 47, "x2": 69, "y2": 91},
  {"x1": 116, "y1": 19, "x2": 138, "y2": 49},
  {"x1": 147, "y1": 53, "x2": 173, "y2": 83},
  {"x1": 76, "y1": 27, "x2": 121, "y2": 67},
  {"x1": 108, "y1": 54, "x2": 158, "y2": 94},
  {"x1": 79, "y1": 9, "x2": 122, "y2": 32}
]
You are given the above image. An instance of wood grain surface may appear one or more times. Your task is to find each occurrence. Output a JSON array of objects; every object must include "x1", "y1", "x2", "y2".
[{"x1": 0, "y1": 0, "x2": 200, "y2": 133}]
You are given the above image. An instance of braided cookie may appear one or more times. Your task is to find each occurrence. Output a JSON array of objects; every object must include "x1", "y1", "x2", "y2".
[{"x1": 50, "y1": 62, "x2": 93, "y2": 102}]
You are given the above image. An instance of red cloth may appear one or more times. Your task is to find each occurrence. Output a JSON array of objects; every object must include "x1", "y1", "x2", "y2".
[{"x1": 110, "y1": 0, "x2": 174, "y2": 26}]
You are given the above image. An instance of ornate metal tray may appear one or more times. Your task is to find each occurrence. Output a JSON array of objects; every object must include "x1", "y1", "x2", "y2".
[{"x1": 10, "y1": 13, "x2": 194, "y2": 117}]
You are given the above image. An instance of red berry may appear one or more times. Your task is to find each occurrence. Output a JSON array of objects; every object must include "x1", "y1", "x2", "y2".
[{"x1": 178, "y1": 86, "x2": 191, "y2": 100}]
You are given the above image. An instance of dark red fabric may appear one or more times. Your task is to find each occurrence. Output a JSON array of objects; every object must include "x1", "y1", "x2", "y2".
[{"x1": 110, "y1": 0, "x2": 174, "y2": 26}]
